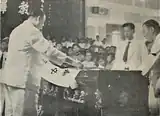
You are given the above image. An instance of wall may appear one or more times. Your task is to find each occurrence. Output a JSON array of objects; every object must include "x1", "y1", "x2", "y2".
[
  {"x1": 85, "y1": 0, "x2": 160, "y2": 40},
  {"x1": 43, "y1": 0, "x2": 85, "y2": 39}
]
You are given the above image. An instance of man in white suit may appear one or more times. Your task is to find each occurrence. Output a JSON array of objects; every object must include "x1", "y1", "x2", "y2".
[
  {"x1": 141, "y1": 19, "x2": 160, "y2": 116},
  {"x1": 0, "y1": 9, "x2": 82, "y2": 116},
  {"x1": 112, "y1": 23, "x2": 148, "y2": 70}
]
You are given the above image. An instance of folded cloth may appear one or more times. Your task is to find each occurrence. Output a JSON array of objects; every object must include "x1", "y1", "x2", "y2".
[{"x1": 37, "y1": 60, "x2": 80, "y2": 89}]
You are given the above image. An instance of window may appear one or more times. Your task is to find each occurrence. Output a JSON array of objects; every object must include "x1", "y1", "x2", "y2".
[{"x1": 145, "y1": 0, "x2": 160, "y2": 10}]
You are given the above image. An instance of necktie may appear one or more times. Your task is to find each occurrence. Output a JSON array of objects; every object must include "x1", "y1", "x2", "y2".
[
  {"x1": 0, "y1": 53, "x2": 4, "y2": 69},
  {"x1": 123, "y1": 41, "x2": 131, "y2": 62}
]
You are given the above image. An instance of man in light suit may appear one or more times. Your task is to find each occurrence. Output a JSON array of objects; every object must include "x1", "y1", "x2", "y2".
[
  {"x1": 0, "y1": 9, "x2": 82, "y2": 116},
  {"x1": 141, "y1": 19, "x2": 160, "y2": 116},
  {"x1": 112, "y1": 23, "x2": 148, "y2": 70}
]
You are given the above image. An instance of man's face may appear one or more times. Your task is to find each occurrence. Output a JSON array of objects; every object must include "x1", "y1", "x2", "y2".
[
  {"x1": 123, "y1": 26, "x2": 134, "y2": 40},
  {"x1": 36, "y1": 15, "x2": 46, "y2": 30},
  {"x1": 85, "y1": 53, "x2": 92, "y2": 61},
  {"x1": 73, "y1": 46, "x2": 80, "y2": 53},
  {"x1": 78, "y1": 54, "x2": 85, "y2": 61},
  {"x1": 96, "y1": 36, "x2": 100, "y2": 41},
  {"x1": 1, "y1": 41, "x2": 8, "y2": 51},
  {"x1": 56, "y1": 44, "x2": 62, "y2": 50},
  {"x1": 142, "y1": 25, "x2": 154, "y2": 41},
  {"x1": 68, "y1": 48, "x2": 73, "y2": 56}
]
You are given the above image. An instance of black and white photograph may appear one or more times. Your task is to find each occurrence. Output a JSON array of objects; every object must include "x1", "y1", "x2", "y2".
[{"x1": 0, "y1": 0, "x2": 160, "y2": 116}]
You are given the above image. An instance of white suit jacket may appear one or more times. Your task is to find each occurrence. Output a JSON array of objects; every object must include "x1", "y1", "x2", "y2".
[
  {"x1": 141, "y1": 34, "x2": 160, "y2": 75},
  {"x1": 140, "y1": 34, "x2": 160, "y2": 90},
  {"x1": 112, "y1": 39, "x2": 148, "y2": 70},
  {"x1": 0, "y1": 20, "x2": 67, "y2": 88}
]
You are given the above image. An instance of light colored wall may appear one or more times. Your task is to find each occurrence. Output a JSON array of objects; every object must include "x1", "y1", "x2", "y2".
[{"x1": 85, "y1": 0, "x2": 160, "y2": 40}]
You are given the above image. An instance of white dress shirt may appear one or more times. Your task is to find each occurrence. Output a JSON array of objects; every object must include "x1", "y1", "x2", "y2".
[{"x1": 112, "y1": 38, "x2": 148, "y2": 70}]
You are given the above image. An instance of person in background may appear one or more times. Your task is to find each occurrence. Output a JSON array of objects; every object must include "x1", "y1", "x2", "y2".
[
  {"x1": 72, "y1": 44, "x2": 81, "y2": 60},
  {"x1": 93, "y1": 35, "x2": 103, "y2": 47},
  {"x1": 92, "y1": 35, "x2": 103, "y2": 54},
  {"x1": 66, "y1": 38, "x2": 74, "y2": 48},
  {"x1": 77, "y1": 51, "x2": 85, "y2": 62},
  {"x1": 46, "y1": 34, "x2": 51, "y2": 40},
  {"x1": 105, "y1": 53, "x2": 115, "y2": 70},
  {"x1": 110, "y1": 46, "x2": 117, "y2": 54},
  {"x1": 78, "y1": 38, "x2": 90, "y2": 50},
  {"x1": 97, "y1": 57, "x2": 106, "y2": 69},
  {"x1": 56, "y1": 43, "x2": 63, "y2": 51},
  {"x1": 102, "y1": 35, "x2": 112, "y2": 49},
  {"x1": 72, "y1": 37, "x2": 79, "y2": 44},
  {"x1": 61, "y1": 36, "x2": 68, "y2": 47},
  {"x1": 51, "y1": 36, "x2": 56, "y2": 47},
  {"x1": 82, "y1": 51, "x2": 96, "y2": 68},
  {"x1": 112, "y1": 23, "x2": 148, "y2": 70},
  {"x1": 0, "y1": 37, "x2": 9, "y2": 116},
  {"x1": 102, "y1": 38, "x2": 108, "y2": 49},
  {"x1": 0, "y1": 9, "x2": 82, "y2": 116},
  {"x1": 141, "y1": 19, "x2": 160, "y2": 116},
  {"x1": 67, "y1": 47, "x2": 73, "y2": 56},
  {"x1": 99, "y1": 46, "x2": 105, "y2": 55},
  {"x1": 61, "y1": 46, "x2": 68, "y2": 54},
  {"x1": 78, "y1": 38, "x2": 86, "y2": 48}
]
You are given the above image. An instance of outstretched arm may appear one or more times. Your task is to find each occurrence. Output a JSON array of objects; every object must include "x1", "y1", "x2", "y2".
[{"x1": 29, "y1": 30, "x2": 82, "y2": 68}]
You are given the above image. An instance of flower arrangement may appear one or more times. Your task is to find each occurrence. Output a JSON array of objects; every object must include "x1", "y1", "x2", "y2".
[
  {"x1": 0, "y1": 0, "x2": 7, "y2": 14},
  {"x1": 18, "y1": 1, "x2": 29, "y2": 15}
]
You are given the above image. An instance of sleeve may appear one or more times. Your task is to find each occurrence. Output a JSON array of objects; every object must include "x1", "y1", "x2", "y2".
[
  {"x1": 29, "y1": 30, "x2": 80, "y2": 66},
  {"x1": 140, "y1": 41, "x2": 149, "y2": 66},
  {"x1": 29, "y1": 30, "x2": 67, "y2": 65},
  {"x1": 151, "y1": 34, "x2": 160, "y2": 55},
  {"x1": 138, "y1": 40, "x2": 153, "y2": 73}
]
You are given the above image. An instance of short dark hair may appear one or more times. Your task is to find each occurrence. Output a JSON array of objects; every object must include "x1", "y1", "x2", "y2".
[
  {"x1": 72, "y1": 44, "x2": 80, "y2": 49},
  {"x1": 143, "y1": 19, "x2": 160, "y2": 34},
  {"x1": 122, "y1": 23, "x2": 135, "y2": 31},
  {"x1": 29, "y1": 8, "x2": 45, "y2": 18},
  {"x1": 96, "y1": 35, "x2": 100, "y2": 38}
]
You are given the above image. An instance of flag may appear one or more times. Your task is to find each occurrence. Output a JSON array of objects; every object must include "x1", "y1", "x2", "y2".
[{"x1": 37, "y1": 59, "x2": 80, "y2": 89}]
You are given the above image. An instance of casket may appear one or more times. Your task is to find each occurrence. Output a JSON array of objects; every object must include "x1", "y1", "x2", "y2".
[{"x1": 24, "y1": 70, "x2": 149, "y2": 116}]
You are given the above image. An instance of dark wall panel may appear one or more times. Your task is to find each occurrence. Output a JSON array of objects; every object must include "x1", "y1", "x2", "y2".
[{"x1": 43, "y1": 0, "x2": 85, "y2": 39}]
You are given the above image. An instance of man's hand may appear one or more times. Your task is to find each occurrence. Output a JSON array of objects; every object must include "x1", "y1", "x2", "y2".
[
  {"x1": 65, "y1": 57, "x2": 83, "y2": 69},
  {"x1": 75, "y1": 62, "x2": 84, "y2": 69}
]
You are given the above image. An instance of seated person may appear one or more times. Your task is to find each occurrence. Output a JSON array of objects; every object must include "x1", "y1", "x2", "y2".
[
  {"x1": 97, "y1": 57, "x2": 106, "y2": 69},
  {"x1": 61, "y1": 36, "x2": 68, "y2": 47},
  {"x1": 105, "y1": 53, "x2": 115, "y2": 70},
  {"x1": 77, "y1": 51, "x2": 85, "y2": 62},
  {"x1": 78, "y1": 38, "x2": 91, "y2": 50},
  {"x1": 82, "y1": 51, "x2": 96, "y2": 68},
  {"x1": 71, "y1": 44, "x2": 81, "y2": 60},
  {"x1": 67, "y1": 47, "x2": 73, "y2": 56},
  {"x1": 56, "y1": 43, "x2": 63, "y2": 51},
  {"x1": 110, "y1": 46, "x2": 117, "y2": 54},
  {"x1": 66, "y1": 39, "x2": 74, "y2": 48}
]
